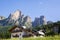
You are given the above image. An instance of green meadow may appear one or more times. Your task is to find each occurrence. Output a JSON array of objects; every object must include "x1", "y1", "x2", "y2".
[{"x1": 0, "y1": 35, "x2": 60, "y2": 40}]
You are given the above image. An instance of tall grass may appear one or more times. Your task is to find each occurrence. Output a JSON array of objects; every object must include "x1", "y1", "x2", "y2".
[{"x1": 0, "y1": 35, "x2": 60, "y2": 40}]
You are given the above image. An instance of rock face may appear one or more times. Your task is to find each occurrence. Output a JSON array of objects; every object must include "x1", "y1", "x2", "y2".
[
  {"x1": 32, "y1": 16, "x2": 47, "y2": 27},
  {"x1": 0, "y1": 10, "x2": 32, "y2": 28},
  {"x1": 32, "y1": 18, "x2": 40, "y2": 27},
  {"x1": 0, "y1": 16, "x2": 6, "y2": 26},
  {"x1": 47, "y1": 21, "x2": 53, "y2": 24},
  {"x1": 7, "y1": 10, "x2": 22, "y2": 26},
  {"x1": 0, "y1": 16, "x2": 6, "y2": 20},
  {"x1": 40, "y1": 16, "x2": 47, "y2": 25},
  {"x1": 8, "y1": 10, "x2": 21, "y2": 20},
  {"x1": 23, "y1": 16, "x2": 32, "y2": 28}
]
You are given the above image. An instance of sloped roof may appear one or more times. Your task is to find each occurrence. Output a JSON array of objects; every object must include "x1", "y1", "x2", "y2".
[{"x1": 9, "y1": 25, "x2": 23, "y2": 32}]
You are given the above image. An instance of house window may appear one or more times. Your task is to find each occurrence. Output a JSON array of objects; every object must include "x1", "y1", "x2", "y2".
[{"x1": 13, "y1": 34, "x2": 19, "y2": 37}]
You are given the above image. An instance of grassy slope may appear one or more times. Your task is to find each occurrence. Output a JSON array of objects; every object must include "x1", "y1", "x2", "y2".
[{"x1": 0, "y1": 35, "x2": 60, "y2": 40}]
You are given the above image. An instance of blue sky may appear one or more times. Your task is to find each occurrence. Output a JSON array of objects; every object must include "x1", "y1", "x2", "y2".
[{"x1": 0, "y1": 0, "x2": 60, "y2": 22}]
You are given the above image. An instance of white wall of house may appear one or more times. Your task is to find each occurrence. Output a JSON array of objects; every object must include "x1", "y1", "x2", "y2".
[
  {"x1": 11, "y1": 27, "x2": 23, "y2": 38},
  {"x1": 11, "y1": 32, "x2": 22, "y2": 38}
]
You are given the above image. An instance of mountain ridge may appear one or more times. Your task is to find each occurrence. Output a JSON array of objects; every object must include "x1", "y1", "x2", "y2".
[{"x1": 0, "y1": 10, "x2": 32, "y2": 28}]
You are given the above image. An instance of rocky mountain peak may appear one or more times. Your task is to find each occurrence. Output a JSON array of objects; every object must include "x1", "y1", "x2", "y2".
[
  {"x1": 12, "y1": 10, "x2": 21, "y2": 20},
  {"x1": 0, "y1": 16, "x2": 6, "y2": 20},
  {"x1": 0, "y1": 10, "x2": 32, "y2": 29},
  {"x1": 8, "y1": 10, "x2": 22, "y2": 21},
  {"x1": 24, "y1": 16, "x2": 32, "y2": 22}
]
